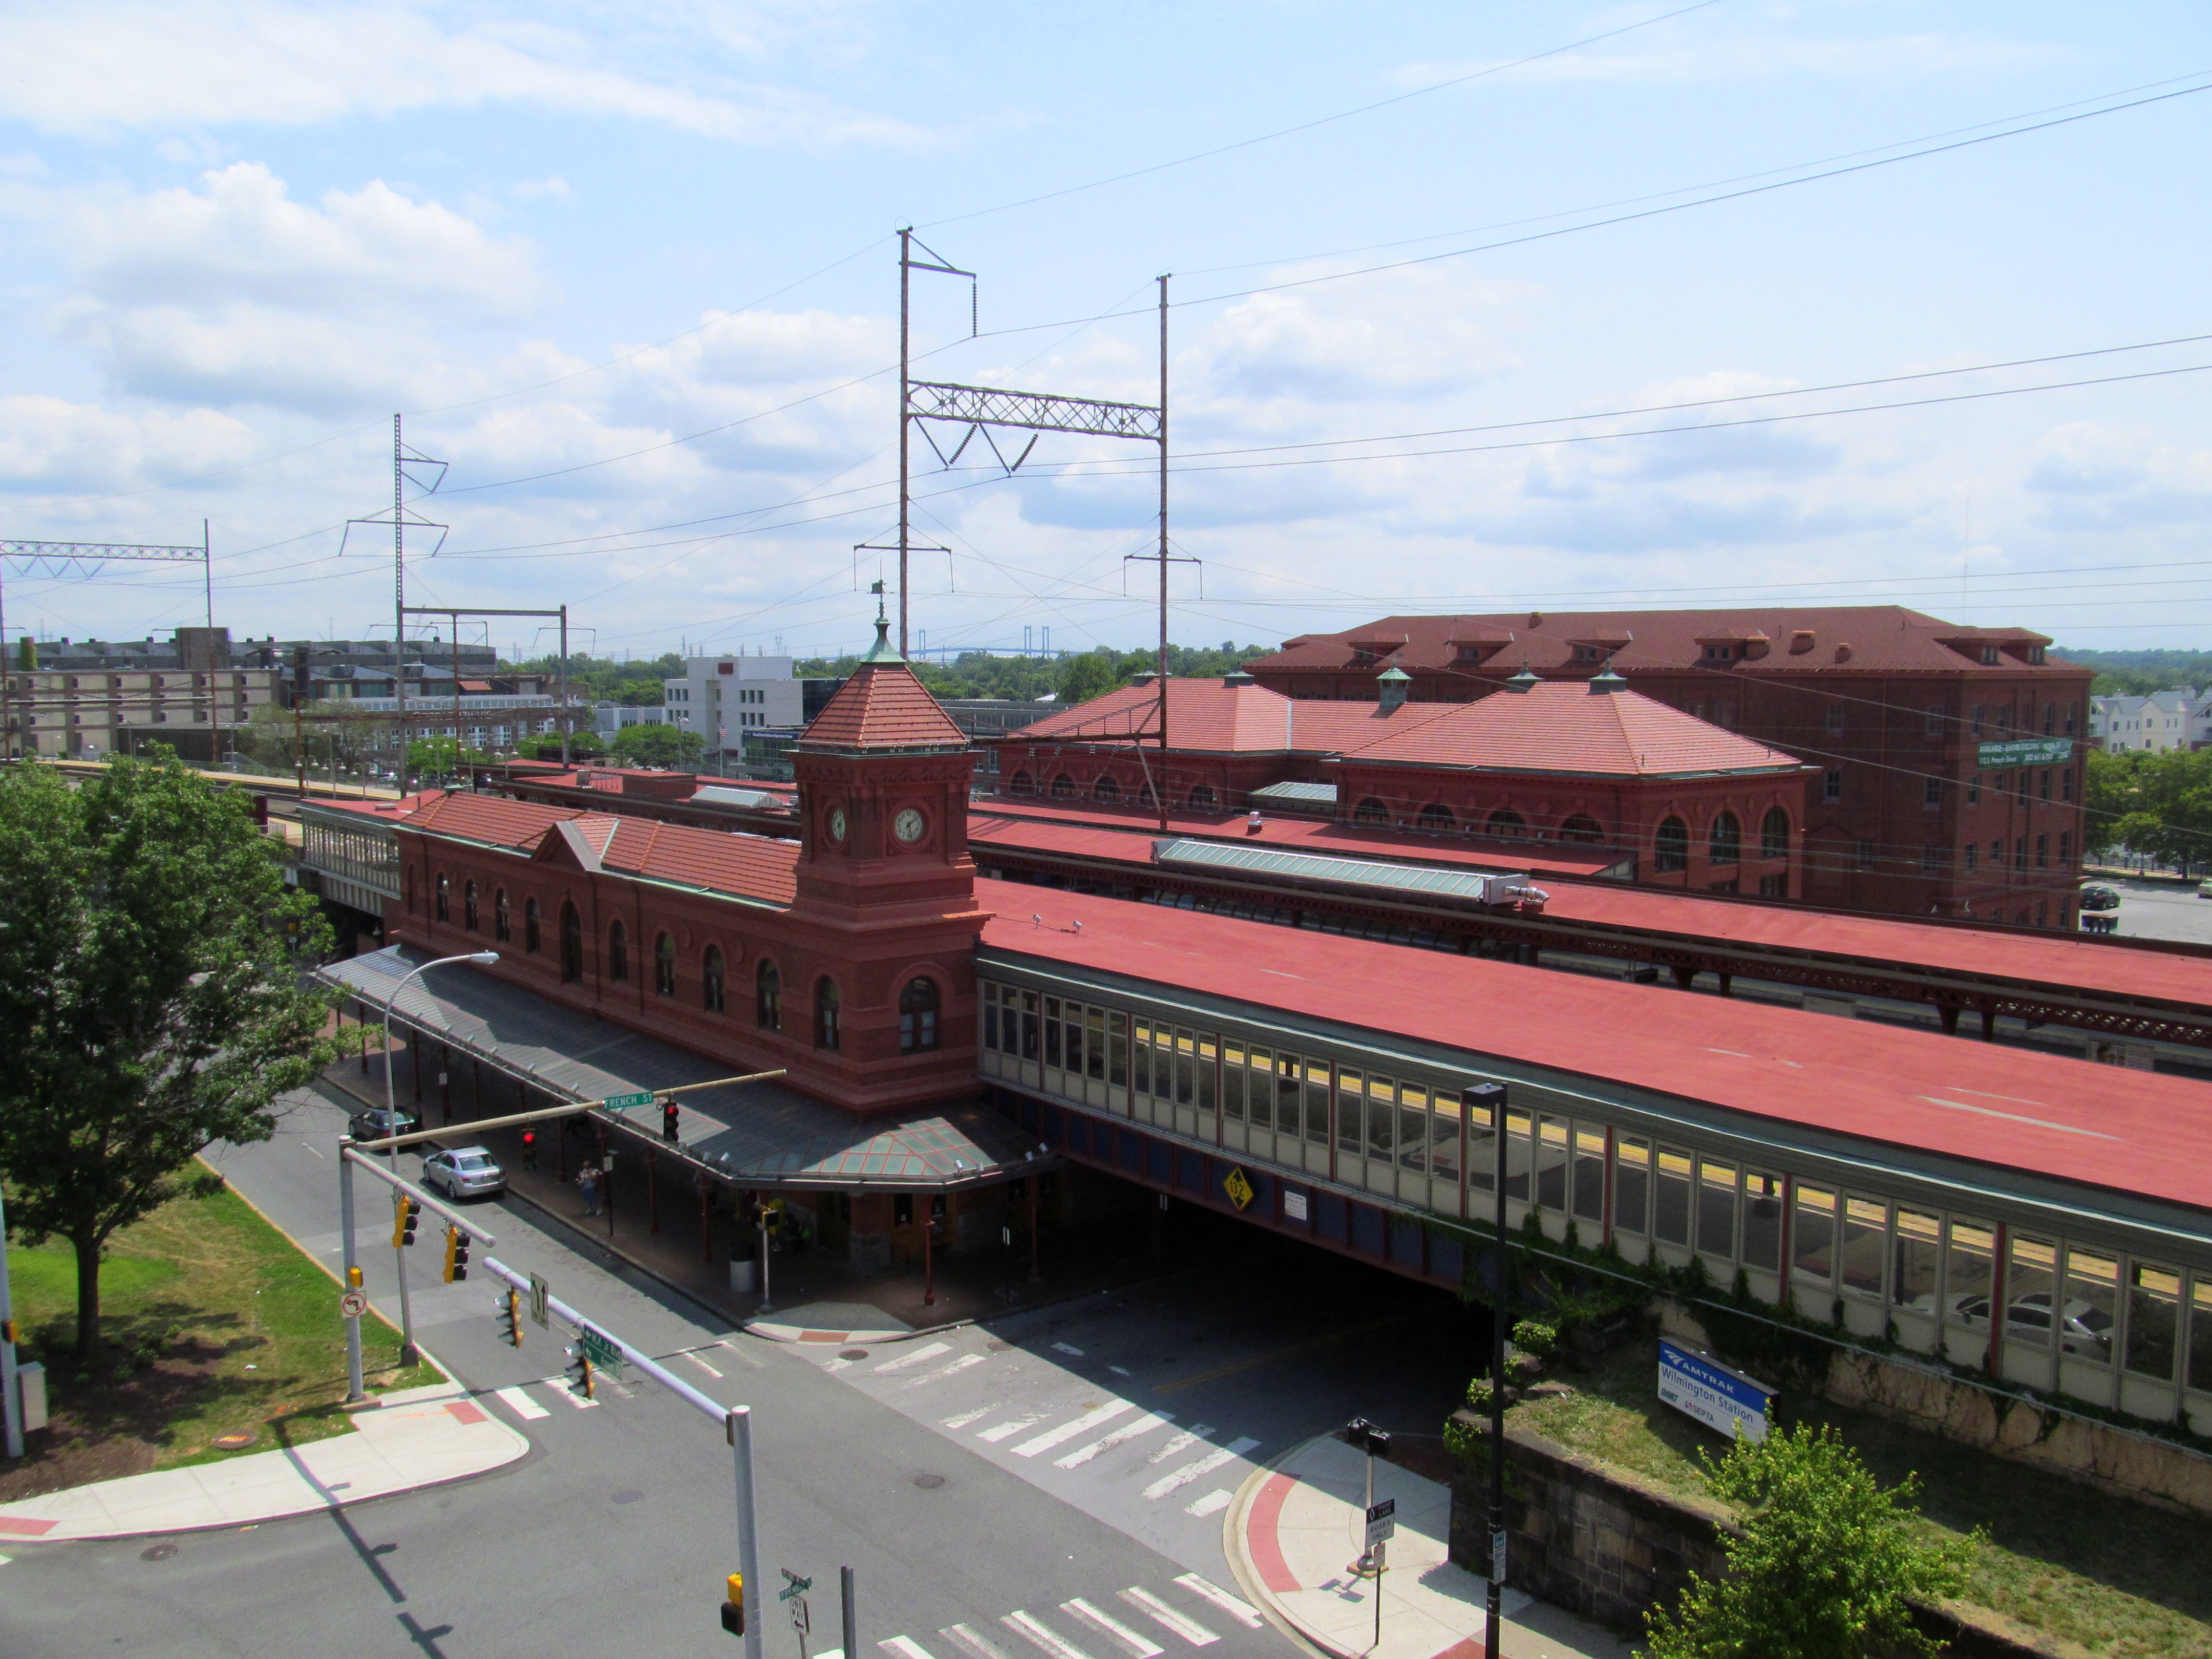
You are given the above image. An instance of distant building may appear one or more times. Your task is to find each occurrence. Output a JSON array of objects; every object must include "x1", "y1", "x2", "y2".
[
  {"x1": 662, "y1": 654, "x2": 806, "y2": 759},
  {"x1": 2090, "y1": 689, "x2": 2204, "y2": 753},
  {"x1": 594, "y1": 704, "x2": 674, "y2": 739},
  {"x1": 3, "y1": 626, "x2": 278, "y2": 762}
]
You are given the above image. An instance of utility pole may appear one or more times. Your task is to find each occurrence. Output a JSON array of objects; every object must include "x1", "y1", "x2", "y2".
[
  {"x1": 1465, "y1": 1080, "x2": 1511, "y2": 1659},
  {"x1": 393, "y1": 415, "x2": 407, "y2": 785},
  {"x1": 891, "y1": 233, "x2": 973, "y2": 660},
  {"x1": 1157, "y1": 274, "x2": 1171, "y2": 834}
]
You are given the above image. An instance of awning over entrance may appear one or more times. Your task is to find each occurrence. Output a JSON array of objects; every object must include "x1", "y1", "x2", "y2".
[{"x1": 318, "y1": 946, "x2": 1048, "y2": 1192}]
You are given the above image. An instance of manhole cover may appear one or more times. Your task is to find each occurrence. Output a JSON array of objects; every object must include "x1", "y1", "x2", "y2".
[
  {"x1": 911, "y1": 1473, "x2": 945, "y2": 1490},
  {"x1": 211, "y1": 1432, "x2": 255, "y2": 1450},
  {"x1": 611, "y1": 1490, "x2": 644, "y2": 1505},
  {"x1": 986, "y1": 1340, "x2": 1013, "y2": 1352},
  {"x1": 839, "y1": 1349, "x2": 869, "y2": 1361},
  {"x1": 141, "y1": 1544, "x2": 178, "y2": 1562}
]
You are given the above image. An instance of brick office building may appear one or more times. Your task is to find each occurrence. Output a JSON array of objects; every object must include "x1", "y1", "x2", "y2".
[{"x1": 1241, "y1": 607, "x2": 2091, "y2": 924}]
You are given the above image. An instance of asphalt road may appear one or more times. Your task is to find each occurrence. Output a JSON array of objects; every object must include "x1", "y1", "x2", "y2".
[
  {"x1": 0, "y1": 1083, "x2": 1479, "y2": 1659},
  {"x1": 2090, "y1": 876, "x2": 2212, "y2": 945}
]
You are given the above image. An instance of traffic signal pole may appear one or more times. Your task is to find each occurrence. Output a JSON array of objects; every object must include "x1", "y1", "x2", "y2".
[{"x1": 339, "y1": 1149, "x2": 367, "y2": 1403}]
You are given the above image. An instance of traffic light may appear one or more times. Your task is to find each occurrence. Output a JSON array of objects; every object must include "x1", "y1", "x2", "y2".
[
  {"x1": 662, "y1": 1101, "x2": 680, "y2": 1143},
  {"x1": 564, "y1": 1344, "x2": 595, "y2": 1400},
  {"x1": 1346, "y1": 1417, "x2": 1393, "y2": 1459},
  {"x1": 392, "y1": 1194, "x2": 420, "y2": 1248},
  {"x1": 496, "y1": 1288, "x2": 523, "y2": 1347},
  {"x1": 442, "y1": 1223, "x2": 470, "y2": 1283},
  {"x1": 720, "y1": 1572, "x2": 745, "y2": 1636},
  {"x1": 520, "y1": 1128, "x2": 538, "y2": 1172}
]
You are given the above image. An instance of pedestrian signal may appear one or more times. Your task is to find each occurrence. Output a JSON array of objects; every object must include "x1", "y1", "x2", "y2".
[
  {"x1": 442, "y1": 1224, "x2": 470, "y2": 1283},
  {"x1": 496, "y1": 1288, "x2": 523, "y2": 1347},
  {"x1": 392, "y1": 1194, "x2": 421, "y2": 1248},
  {"x1": 564, "y1": 1344, "x2": 595, "y2": 1399},
  {"x1": 720, "y1": 1571, "x2": 745, "y2": 1636}
]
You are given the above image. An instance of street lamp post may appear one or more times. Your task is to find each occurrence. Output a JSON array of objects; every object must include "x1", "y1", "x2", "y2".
[
  {"x1": 1463, "y1": 1081, "x2": 1511, "y2": 1659},
  {"x1": 351, "y1": 949, "x2": 498, "y2": 1378}
]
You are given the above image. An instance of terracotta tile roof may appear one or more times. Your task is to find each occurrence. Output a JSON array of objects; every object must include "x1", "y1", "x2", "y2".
[
  {"x1": 1245, "y1": 606, "x2": 2089, "y2": 678},
  {"x1": 1337, "y1": 681, "x2": 1807, "y2": 776},
  {"x1": 1006, "y1": 679, "x2": 1453, "y2": 754},
  {"x1": 799, "y1": 662, "x2": 968, "y2": 752}
]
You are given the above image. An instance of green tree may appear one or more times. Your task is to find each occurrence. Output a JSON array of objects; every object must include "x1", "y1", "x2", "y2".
[
  {"x1": 15, "y1": 636, "x2": 36, "y2": 670},
  {"x1": 1641, "y1": 1424, "x2": 1974, "y2": 1659},
  {"x1": 405, "y1": 735, "x2": 493, "y2": 777},
  {"x1": 609, "y1": 722, "x2": 707, "y2": 768},
  {"x1": 0, "y1": 756, "x2": 334, "y2": 1359},
  {"x1": 518, "y1": 732, "x2": 605, "y2": 762},
  {"x1": 1058, "y1": 650, "x2": 1122, "y2": 705}
]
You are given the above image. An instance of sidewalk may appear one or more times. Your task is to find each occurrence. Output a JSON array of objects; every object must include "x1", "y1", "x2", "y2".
[
  {"x1": 1227, "y1": 1434, "x2": 1628, "y2": 1659},
  {"x1": 0, "y1": 1380, "x2": 528, "y2": 1543}
]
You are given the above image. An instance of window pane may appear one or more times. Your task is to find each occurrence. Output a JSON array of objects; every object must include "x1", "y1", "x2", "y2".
[
  {"x1": 1504, "y1": 1111, "x2": 1535, "y2": 1204},
  {"x1": 1337, "y1": 1068, "x2": 1367, "y2": 1156},
  {"x1": 1195, "y1": 1033, "x2": 1217, "y2": 1115},
  {"x1": 1840, "y1": 1198, "x2": 1887, "y2": 1298},
  {"x1": 1221, "y1": 1039, "x2": 1246, "y2": 1119},
  {"x1": 1414, "y1": 1083, "x2": 1445, "y2": 1178},
  {"x1": 1891, "y1": 1209, "x2": 1941, "y2": 1310},
  {"x1": 2007, "y1": 1235, "x2": 2058, "y2": 1346},
  {"x1": 1304, "y1": 1060, "x2": 1331, "y2": 1147},
  {"x1": 983, "y1": 994, "x2": 1000, "y2": 1054},
  {"x1": 1131, "y1": 1019, "x2": 1153, "y2": 1096},
  {"x1": 1086, "y1": 1009, "x2": 1107, "y2": 1081},
  {"x1": 1466, "y1": 1091, "x2": 1495, "y2": 1195},
  {"x1": 1274, "y1": 1054, "x2": 1303, "y2": 1139},
  {"x1": 1696, "y1": 1158, "x2": 1737, "y2": 1259},
  {"x1": 1653, "y1": 1147, "x2": 1692, "y2": 1245},
  {"x1": 1109, "y1": 1012, "x2": 1128, "y2": 1089},
  {"x1": 2126, "y1": 1262, "x2": 2181, "y2": 1381},
  {"x1": 1020, "y1": 994, "x2": 1039, "y2": 1062},
  {"x1": 1614, "y1": 1137, "x2": 1649, "y2": 1234},
  {"x1": 1793, "y1": 1185, "x2": 1837, "y2": 1281},
  {"x1": 1572, "y1": 1128, "x2": 1606, "y2": 1224},
  {"x1": 1363, "y1": 1074, "x2": 1393, "y2": 1160},
  {"x1": 1175, "y1": 1028, "x2": 1197, "y2": 1108},
  {"x1": 1742, "y1": 1171, "x2": 1783, "y2": 1271},
  {"x1": 1944, "y1": 1220, "x2": 1995, "y2": 1329},
  {"x1": 2064, "y1": 1248, "x2": 2119, "y2": 1365},
  {"x1": 1044, "y1": 999, "x2": 1062, "y2": 1069},
  {"x1": 1248, "y1": 1046, "x2": 1274, "y2": 1130},
  {"x1": 1536, "y1": 1117, "x2": 1570, "y2": 1211},
  {"x1": 2189, "y1": 1278, "x2": 2212, "y2": 1394}
]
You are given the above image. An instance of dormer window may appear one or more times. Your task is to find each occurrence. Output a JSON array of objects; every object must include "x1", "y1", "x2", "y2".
[
  {"x1": 2028, "y1": 645, "x2": 2046, "y2": 665},
  {"x1": 1980, "y1": 645, "x2": 2000, "y2": 666},
  {"x1": 1703, "y1": 643, "x2": 1738, "y2": 663},
  {"x1": 1571, "y1": 644, "x2": 1603, "y2": 663}
]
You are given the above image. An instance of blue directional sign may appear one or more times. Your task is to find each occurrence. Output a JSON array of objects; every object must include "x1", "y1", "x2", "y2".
[{"x1": 1657, "y1": 1338, "x2": 1774, "y2": 1443}]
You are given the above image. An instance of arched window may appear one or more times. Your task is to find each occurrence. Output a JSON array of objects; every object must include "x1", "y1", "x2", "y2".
[
  {"x1": 1709, "y1": 811, "x2": 1741, "y2": 866},
  {"x1": 756, "y1": 959, "x2": 781, "y2": 1031},
  {"x1": 1187, "y1": 784, "x2": 1218, "y2": 812},
  {"x1": 1049, "y1": 773, "x2": 1076, "y2": 800},
  {"x1": 524, "y1": 898, "x2": 542, "y2": 953},
  {"x1": 495, "y1": 888, "x2": 511, "y2": 941},
  {"x1": 1092, "y1": 776, "x2": 1121, "y2": 803},
  {"x1": 1009, "y1": 771, "x2": 1035, "y2": 796},
  {"x1": 435, "y1": 873, "x2": 451, "y2": 923},
  {"x1": 1559, "y1": 813, "x2": 1604, "y2": 844},
  {"x1": 463, "y1": 880, "x2": 479, "y2": 931},
  {"x1": 559, "y1": 901, "x2": 582, "y2": 983},
  {"x1": 654, "y1": 931, "x2": 675, "y2": 996},
  {"x1": 1353, "y1": 797, "x2": 1389, "y2": 824},
  {"x1": 899, "y1": 977, "x2": 941, "y2": 1053},
  {"x1": 703, "y1": 945, "x2": 726, "y2": 1012},
  {"x1": 607, "y1": 920, "x2": 629, "y2": 984},
  {"x1": 1138, "y1": 781, "x2": 1157, "y2": 809},
  {"x1": 1486, "y1": 808, "x2": 1528, "y2": 838},
  {"x1": 815, "y1": 977, "x2": 841, "y2": 1051},
  {"x1": 1760, "y1": 806, "x2": 1791, "y2": 861},
  {"x1": 1416, "y1": 802, "x2": 1454, "y2": 832},
  {"x1": 1655, "y1": 816, "x2": 1689, "y2": 873}
]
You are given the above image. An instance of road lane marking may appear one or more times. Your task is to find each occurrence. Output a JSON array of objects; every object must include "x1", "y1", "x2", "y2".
[
  {"x1": 941, "y1": 1405, "x2": 997, "y2": 1429},
  {"x1": 1051, "y1": 1343, "x2": 1084, "y2": 1356},
  {"x1": 301, "y1": 1143, "x2": 324, "y2": 1159},
  {"x1": 976, "y1": 1412, "x2": 1049, "y2": 1443},
  {"x1": 882, "y1": 1639, "x2": 938, "y2": 1659},
  {"x1": 1117, "y1": 1589, "x2": 1216, "y2": 1647},
  {"x1": 1141, "y1": 1439, "x2": 1259, "y2": 1502},
  {"x1": 541, "y1": 1376, "x2": 599, "y2": 1409},
  {"x1": 874, "y1": 1341, "x2": 954, "y2": 1373},
  {"x1": 493, "y1": 1386, "x2": 549, "y2": 1420},
  {"x1": 716, "y1": 1338, "x2": 766, "y2": 1371},
  {"x1": 1061, "y1": 1600, "x2": 1160, "y2": 1658},
  {"x1": 942, "y1": 1626, "x2": 1014, "y2": 1659},
  {"x1": 1013, "y1": 1399, "x2": 1136, "y2": 1458},
  {"x1": 905, "y1": 1353, "x2": 987, "y2": 1389},
  {"x1": 1054, "y1": 1412, "x2": 1174, "y2": 1469},
  {"x1": 1183, "y1": 1490, "x2": 1233, "y2": 1518},
  {"x1": 1171, "y1": 1577, "x2": 1262, "y2": 1629},
  {"x1": 1145, "y1": 1427, "x2": 1214, "y2": 1465},
  {"x1": 679, "y1": 1350, "x2": 724, "y2": 1378},
  {"x1": 1003, "y1": 1611, "x2": 1096, "y2": 1659}
]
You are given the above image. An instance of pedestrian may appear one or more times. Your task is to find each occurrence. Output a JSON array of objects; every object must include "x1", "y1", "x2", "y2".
[{"x1": 579, "y1": 1162, "x2": 602, "y2": 1217}]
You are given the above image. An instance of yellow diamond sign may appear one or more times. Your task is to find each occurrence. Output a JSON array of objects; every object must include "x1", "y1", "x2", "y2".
[{"x1": 1222, "y1": 1166, "x2": 1254, "y2": 1210}]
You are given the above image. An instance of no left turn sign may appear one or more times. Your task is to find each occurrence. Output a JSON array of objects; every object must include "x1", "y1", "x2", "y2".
[{"x1": 339, "y1": 1288, "x2": 370, "y2": 1318}]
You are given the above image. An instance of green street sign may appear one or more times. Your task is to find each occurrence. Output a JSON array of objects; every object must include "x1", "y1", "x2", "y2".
[
  {"x1": 579, "y1": 1326, "x2": 626, "y2": 1378},
  {"x1": 1977, "y1": 737, "x2": 2073, "y2": 768},
  {"x1": 601, "y1": 1091, "x2": 655, "y2": 1112}
]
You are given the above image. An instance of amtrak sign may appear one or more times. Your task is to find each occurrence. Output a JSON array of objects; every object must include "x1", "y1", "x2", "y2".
[{"x1": 1657, "y1": 1338, "x2": 1775, "y2": 1443}]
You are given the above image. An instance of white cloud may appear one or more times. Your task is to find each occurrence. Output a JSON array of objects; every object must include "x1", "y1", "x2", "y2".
[
  {"x1": 0, "y1": 1, "x2": 923, "y2": 145},
  {"x1": 2025, "y1": 421, "x2": 2212, "y2": 530},
  {"x1": 0, "y1": 395, "x2": 257, "y2": 492},
  {"x1": 510, "y1": 176, "x2": 575, "y2": 203}
]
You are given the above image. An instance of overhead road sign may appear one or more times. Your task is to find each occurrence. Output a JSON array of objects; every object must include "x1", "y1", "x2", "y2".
[{"x1": 579, "y1": 1325, "x2": 627, "y2": 1381}]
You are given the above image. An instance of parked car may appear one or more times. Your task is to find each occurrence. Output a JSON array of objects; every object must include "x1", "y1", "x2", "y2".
[
  {"x1": 347, "y1": 1105, "x2": 419, "y2": 1142},
  {"x1": 2197, "y1": 877, "x2": 2212, "y2": 898},
  {"x1": 1923, "y1": 1290, "x2": 2113, "y2": 1358},
  {"x1": 422, "y1": 1146, "x2": 506, "y2": 1200},
  {"x1": 2078, "y1": 884, "x2": 2121, "y2": 914}
]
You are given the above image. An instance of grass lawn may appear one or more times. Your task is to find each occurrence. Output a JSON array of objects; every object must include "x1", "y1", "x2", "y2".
[
  {"x1": 0, "y1": 1166, "x2": 442, "y2": 1502},
  {"x1": 1515, "y1": 1341, "x2": 2212, "y2": 1659}
]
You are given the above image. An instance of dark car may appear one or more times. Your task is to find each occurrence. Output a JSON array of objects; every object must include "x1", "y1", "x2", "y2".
[{"x1": 347, "y1": 1105, "x2": 420, "y2": 1143}]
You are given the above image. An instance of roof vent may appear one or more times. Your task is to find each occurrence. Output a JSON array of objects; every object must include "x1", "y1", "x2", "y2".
[
  {"x1": 1505, "y1": 664, "x2": 1540, "y2": 694},
  {"x1": 1587, "y1": 666, "x2": 1627, "y2": 695},
  {"x1": 1789, "y1": 629, "x2": 1817, "y2": 654},
  {"x1": 1376, "y1": 665, "x2": 1411, "y2": 711},
  {"x1": 1834, "y1": 643, "x2": 1854, "y2": 664},
  {"x1": 1221, "y1": 670, "x2": 1256, "y2": 688}
]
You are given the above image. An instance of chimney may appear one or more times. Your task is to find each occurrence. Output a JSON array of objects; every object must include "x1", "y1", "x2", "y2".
[{"x1": 1376, "y1": 666, "x2": 1410, "y2": 711}]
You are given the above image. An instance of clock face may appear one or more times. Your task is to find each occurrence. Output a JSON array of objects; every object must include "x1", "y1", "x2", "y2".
[
  {"x1": 826, "y1": 806, "x2": 847, "y2": 843},
  {"x1": 893, "y1": 806, "x2": 927, "y2": 844}
]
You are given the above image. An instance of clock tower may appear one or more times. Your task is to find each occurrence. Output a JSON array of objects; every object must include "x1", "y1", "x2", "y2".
[{"x1": 783, "y1": 595, "x2": 991, "y2": 1112}]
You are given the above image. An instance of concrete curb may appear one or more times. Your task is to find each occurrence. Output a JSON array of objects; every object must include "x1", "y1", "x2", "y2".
[
  {"x1": 1221, "y1": 1434, "x2": 1348, "y2": 1659},
  {"x1": 742, "y1": 1320, "x2": 941, "y2": 1346}
]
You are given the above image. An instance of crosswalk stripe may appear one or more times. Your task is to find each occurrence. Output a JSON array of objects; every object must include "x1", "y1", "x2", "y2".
[
  {"x1": 680, "y1": 1350, "x2": 724, "y2": 1378},
  {"x1": 1060, "y1": 1599, "x2": 1161, "y2": 1658},
  {"x1": 1145, "y1": 1426, "x2": 1214, "y2": 1465},
  {"x1": 1012, "y1": 1399, "x2": 1136, "y2": 1458},
  {"x1": 906, "y1": 1353, "x2": 987, "y2": 1388},
  {"x1": 1183, "y1": 1490, "x2": 1233, "y2": 1519},
  {"x1": 941, "y1": 1405, "x2": 997, "y2": 1429},
  {"x1": 881, "y1": 1639, "x2": 938, "y2": 1659},
  {"x1": 1053, "y1": 1412, "x2": 1174, "y2": 1469},
  {"x1": 942, "y1": 1626, "x2": 1013, "y2": 1659},
  {"x1": 1003, "y1": 1611, "x2": 1096, "y2": 1659},
  {"x1": 976, "y1": 1412, "x2": 1049, "y2": 1443},
  {"x1": 874, "y1": 1341, "x2": 955, "y2": 1374},
  {"x1": 1117, "y1": 1588, "x2": 1217, "y2": 1648},
  {"x1": 493, "y1": 1385, "x2": 549, "y2": 1421},
  {"x1": 1141, "y1": 1438, "x2": 1260, "y2": 1502},
  {"x1": 540, "y1": 1376, "x2": 600, "y2": 1409},
  {"x1": 1171, "y1": 1576, "x2": 1263, "y2": 1630}
]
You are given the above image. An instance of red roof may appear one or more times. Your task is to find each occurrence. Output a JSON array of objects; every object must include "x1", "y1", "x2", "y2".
[
  {"x1": 800, "y1": 662, "x2": 967, "y2": 752},
  {"x1": 976, "y1": 881, "x2": 2212, "y2": 1215},
  {"x1": 1337, "y1": 681, "x2": 1807, "y2": 777},
  {"x1": 1245, "y1": 606, "x2": 2087, "y2": 679},
  {"x1": 1006, "y1": 679, "x2": 1453, "y2": 754}
]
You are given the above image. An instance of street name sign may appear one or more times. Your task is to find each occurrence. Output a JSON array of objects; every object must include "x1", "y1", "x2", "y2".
[
  {"x1": 1365, "y1": 1498, "x2": 1396, "y2": 1548},
  {"x1": 1977, "y1": 737, "x2": 2073, "y2": 768},
  {"x1": 578, "y1": 1325, "x2": 626, "y2": 1380},
  {"x1": 601, "y1": 1091, "x2": 655, "y2": 1111},
  {"x1": 1656, "y1": 1337, "x2": 1774, "y2": 1443},
  {"x1": 779, "y1": 1571, "x2": 813, "y2": 1603}
]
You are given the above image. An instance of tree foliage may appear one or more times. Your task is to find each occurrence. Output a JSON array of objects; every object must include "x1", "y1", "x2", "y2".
[
  {"x1": 2084, "y1": 746, "x2": 2212, "y2": 870},
  {"x1": 2054, "y1": 646, "x2": 2212, "y2": 697},
  {"x1": 609, "y1": 722, "x2": 707, "y2": 768},
  {"x1": 1640, "y1": 1424, "x2": 1974, "y2": 1659},
  {"x1": 518, "y1": 732, "x2": 606, "y2": 761},
  {"x1": 505, "y1": 651, "x2": 683, "y2": 706},
  {"x1": 0, "y1": 756, "x2": 334, "y2": 1359},
  {"x1": 793, "y1": 642, "x2": 1267, "y2": 701}
]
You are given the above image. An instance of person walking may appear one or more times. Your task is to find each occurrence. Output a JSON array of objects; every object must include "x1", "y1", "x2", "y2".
[{"x1": 579, "y1": 1162, "x2": 602, "y2": 1218}]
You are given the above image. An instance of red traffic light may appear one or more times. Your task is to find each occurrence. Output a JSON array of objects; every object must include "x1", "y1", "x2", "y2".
[{"x1": 522, "y1": 1129, "x2": 536, "y2": 1144}]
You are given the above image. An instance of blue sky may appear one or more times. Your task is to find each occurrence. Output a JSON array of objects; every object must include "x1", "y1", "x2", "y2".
[{"x1": 4, "y1": 2, "x2": 2211, "y2": 663}]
